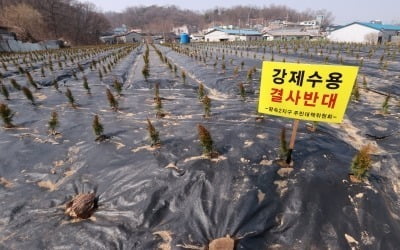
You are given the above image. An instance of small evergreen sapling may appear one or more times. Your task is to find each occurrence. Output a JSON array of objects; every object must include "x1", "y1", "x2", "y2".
[
  {"x1": 10, "y1": 79, "x2": 21, "y2": 91},
  {"x1": 48, "y1": 111, "x2": 59, "y2": 135},
  {"x1": 352, "y1": 82, "x2": 360, "y2": 101},
  {"x1": 382, "y1": 95, "x2": 390, "y2": 114},
  {"x1": 53, "y1": 79, "x2": 60, "y2": 92},
  {"x1": 181, "y1": 71, "x2": 186, "y2": 83},
  {"x1": 197, "y1": 124, "x2": 214, "y2": 158},
  {"x1": 142, "y1": 65, "x2": 149, "y2": 81},
  {"x1": 83, "y1": 76, "x2": 91, "y2": 94},
  {"x1": 146, "y1": 118, "x2": 160, "y2": 146},
  {"x1": 26, "y1": 71, "x2": 39, "y2": 90},
  {"x1": 113, "y1": 79, "x2": 122, "y2": 96},
  {"x1": 106, "y1": 89, "x2": 118, "y2": 111},
  {"x1": 202, "y1": 95, "x2": 211, "y2": 118},
  {"x1": 92, "y1": 115, "x2": 103, "y2": 136},
  {"x1": 198, "y1": 83, "x2": 205, "y2": 100},
  {"x1": 1, "y1": 84, "x2": 9, "y2": 100},
  {"x1": 65, "y1": 87, "x2": 76, "y2": 108},
  {"x1": 239, "y1": 82, "x2": 246, "y2": 101},
  {"x1": 154, "y1": 96, "x2": 165, "y2": 118},
  {"x1": 0, "y1": 102, "x2": 14, "y2": 128},
  {"x1": 98, "y1": 69, "x2": 103, "y2": 80},
  {"x1": 92, "y1": 115, "x2": 108, "y2": 141},
  {"x1": 22, "y1": 86, "x2": 35, "y2": 105}
]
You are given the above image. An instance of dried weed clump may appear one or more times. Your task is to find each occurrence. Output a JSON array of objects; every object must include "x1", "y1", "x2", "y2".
[
  {"x1": 350, "y1": 144, "x2": 373, "y2": 182},
  {"x1": 146, "y1": 118, "x2": 160, "y2": 147}
]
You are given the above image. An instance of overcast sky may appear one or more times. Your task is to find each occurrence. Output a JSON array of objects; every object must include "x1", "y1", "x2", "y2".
[{"x1": 87, "y1": 0, "x2": 400, "y2": 25}]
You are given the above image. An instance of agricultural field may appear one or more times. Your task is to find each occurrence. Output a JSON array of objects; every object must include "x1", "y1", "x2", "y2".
[{"x1": 0, "y1": 40, "x2": 400, "y2": 249}]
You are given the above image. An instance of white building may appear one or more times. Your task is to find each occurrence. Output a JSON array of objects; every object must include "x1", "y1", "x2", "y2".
[
  {"x1": 204, "y1": 27, "x2": 262, "y2": 42},
  {"x1": 328, "y1": 22, "x2": 400, "y2": 44},
  {"x1": 263, "y1": 29, "x2": 317, "y2": 41}
]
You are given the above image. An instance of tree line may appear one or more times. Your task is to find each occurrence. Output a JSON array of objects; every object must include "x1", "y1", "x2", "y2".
[
  {"x1": 0, "y1": 1, "x2": 334, "y2": 45},
  {"x1": 0, "y1": 0, "x2": 110, "y2": 45},
  {"x1": 105, "y1": 5, "x2": 334, "y2": 33}
]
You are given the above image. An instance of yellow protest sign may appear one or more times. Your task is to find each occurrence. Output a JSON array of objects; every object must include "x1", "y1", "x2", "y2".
[{"x1": 258, "y1": 61, "x2": 359, "y2": 123}]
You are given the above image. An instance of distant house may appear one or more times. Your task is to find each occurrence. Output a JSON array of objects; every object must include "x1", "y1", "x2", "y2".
[
  {"x1": 328, "y1": 21, "x2": 400, "y2": 43},
  {"x1": 172, "y1": 25, "x2": 197, "y2": 35},
  {"x1": 204, "y1": 27, "x2": 262, "y2": 42},
  {"x1": 263, "y1": 29, "x2": 320, "y2": 41},
  {"x1": 100, "y1": 30, "x2": 143, "y2": 44},
  {"x1": 113, "y1": 24, "x2": 128, "y2": 35},
  {"x1": 190, "y1": 33, "x2": 205, "y2": 42},
  {"x1": 99, "y1": 35, "x2": 116, "y2": 44},
  {"x1": 116, "y1": 31, "x2": 143, "y2": 43},
  {"x1": 0, "y1": 26, "x2": 16, "y2": 40}
]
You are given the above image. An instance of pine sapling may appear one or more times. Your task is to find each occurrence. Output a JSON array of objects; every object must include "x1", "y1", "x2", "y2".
[
  {"x1": 83, "y1": 76, "x2": 91, "y2": 94},
  {"x1": 350, "y1": 144, "x2": 372, "y2": 182},
  {"x1": 65, "y1": 87, "x2": 76, "y2": 108},
  {"x1": 0, "y1": 103, "x2": 14, "y2": 128},
  {"x1": 18, "y1": 66, "x2": 25, "y2": 74},
  {"x1": 146, "y1": 118, "x2": 160, "y2": 146},
  {"x1": 154, "y1": 83, "x2": 160, "y2": 99},
  {"x1": 362, "y1": 75, "x2": 367, "y2": 89},
  {"x1": 197, "y1": 124, "x2": 214, "y2": 158},
  {"x1": 382, "y1": 95, "x2": 390, "y2": 114},
  {"x1": 113, "y1": 79, "x2": 122, "y2": 96},
  {"x1": 22, "y1": 87, "x2": 35, "y2": 105},
  {"x1": 181, "y1": 70, "x2": 186, "y2": 83},
  {"x1": 92, "y1": 114, "x2": 106, "y2": 141},
  {"x1": 26, "y1": 72, "x2": 39, "y2": 90},
  {"x1": 48, "y1": 111, "x2": 59, "y2": 135},
  {"x1": 98, "y1": 69, "x2": 103, "y2": 80},
  {"x1": 1, "y1": 84, "x2": 10, "y2": 100},
  {"x1": 198, "y1": 83, "x2": 205, "y2": 100},
  {"x1": 106, "y1": 88, "x2": 118, "y2": 111},
  {"x1": 53, "y1": 79, "x2": 60, "y2": 92},
  {"x1": 239, "y1": 82, "x2": 246, "y2": 101},
  {"x1": 202, "y1": 95, "x2": 211, "y2": 118},
  {"x1": 352, "y1": 82, "x2": 360, "y2": 101},
  {"x1": 142, "y1": 65, "x2": 149, "y2": 81},
  {"x1": 10, "y1": 79, "x2": 21, "y2": 91}
]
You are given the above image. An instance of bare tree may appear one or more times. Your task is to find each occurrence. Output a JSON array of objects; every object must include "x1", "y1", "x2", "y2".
[{"x1": 0, "y1": 3, "x2": 46, "y2": 42}]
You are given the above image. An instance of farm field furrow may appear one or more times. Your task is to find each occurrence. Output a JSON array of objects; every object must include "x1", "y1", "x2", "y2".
[{"x1": 0, "y1": 41, "x2": 399, "y2": 249}]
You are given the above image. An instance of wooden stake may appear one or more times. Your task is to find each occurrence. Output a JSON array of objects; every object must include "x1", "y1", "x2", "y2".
[{"x1": 286, "y1": 119, "x2": 299, "y2": 164}]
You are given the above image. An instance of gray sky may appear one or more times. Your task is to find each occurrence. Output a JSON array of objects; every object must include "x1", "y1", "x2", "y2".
[{"x1": 88, "y1": 0, "x2": 400, "y2": 25}]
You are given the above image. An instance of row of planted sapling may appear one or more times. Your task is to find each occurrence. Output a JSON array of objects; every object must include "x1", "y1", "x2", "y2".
[
  {"x1": 0, "y1": 44, "x2": 137, "y2": 94},
  {"x1": 0, "y1": 45, "x2": 137, "y2": 108},
  {"x1": 171, "y1": 41, "x2": 399, "y2": 115},
  {"x1": 166, "y1": 42, "x2": 387, "y2": 183},
  {"x1": 151, "y1": 44, "x2": 187, "y2": 83},
  {"x1": 0, "y1": 40, "x2": 391, "y2": 225},
  {"x1": 184, "y1": 40, "x2": 399, "y2": 75}
]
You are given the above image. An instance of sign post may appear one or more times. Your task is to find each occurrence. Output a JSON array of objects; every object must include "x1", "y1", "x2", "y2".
[
  {"x1": 286, "y1": 119, "x2": 299, "y2": 164},
  {"x1": 258, "y1": 61, "x2": 359, "y2": 164}
]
